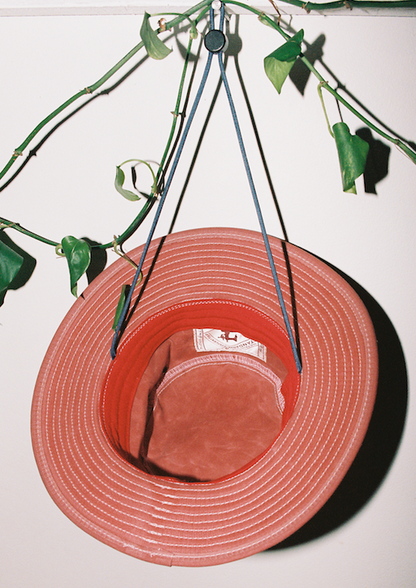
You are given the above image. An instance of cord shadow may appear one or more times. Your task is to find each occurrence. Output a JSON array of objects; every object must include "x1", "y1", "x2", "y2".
[
  {"x1": 230, "y1": 17, "x2": 302, "y2": 362},
  {"x1": 166, "y1": 17, "x2": 302, "y2": 364},
  {"x1": 168, "y1": 15, "x2": 290, "y2": 241},
  {"x1": 167, "y1": 28, "x2": 224, "y2": 234},
  {"x1": 267, "y1": 259, "x2": 407, "y2": 550}
]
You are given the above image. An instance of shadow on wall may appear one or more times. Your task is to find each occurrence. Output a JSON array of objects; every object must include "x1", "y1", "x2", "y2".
[
  {"x1": 289, "y1": 30, "x2": 416, "y2": 196},
  {"x1": 0, "y1": 17, "x2": 413, "y2": 313},
  {"x1": 355, "y1": 127, "x2": 390, "y2": 195},
  {"x1": 267, "y1": 261, "x2": 408, "y2": 551}
]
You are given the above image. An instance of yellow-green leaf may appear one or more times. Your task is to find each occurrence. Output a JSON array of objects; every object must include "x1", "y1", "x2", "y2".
[
  {"x1": 140, "y1": 12, "x2": 172, "y2": 60},
  {"x1": 115, "y1": 166, "x2": 140, "y2": 201},
  {"x1": 112, "y1": 284, "x2": 129, "y2": 331},
  {"x1": 264, "y1": 29, "x2": 304, "y2": 94}
]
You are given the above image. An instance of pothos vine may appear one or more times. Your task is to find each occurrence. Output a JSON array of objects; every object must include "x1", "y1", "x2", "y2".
[{"x1": 0, "y1": 0, "x2": 415, "y2": 310}]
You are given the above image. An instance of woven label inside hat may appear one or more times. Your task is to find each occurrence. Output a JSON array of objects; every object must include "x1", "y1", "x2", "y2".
[{"x1": 193, "y1": 328, "x2": 267, "y2": 361}]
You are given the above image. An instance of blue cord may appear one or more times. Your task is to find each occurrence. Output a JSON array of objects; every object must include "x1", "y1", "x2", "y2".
[
  {"x1": 111, "y1": 38, "x2": 214, "y2": 358},
  {"x1": 217, "y1": 51, "x2": 302, "y2": 373},
  {"x1": 111, "y1": 2, "x2": 302, "y2": 373}
]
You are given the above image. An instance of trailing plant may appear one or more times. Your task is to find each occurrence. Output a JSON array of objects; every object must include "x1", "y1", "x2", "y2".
[{"x1": 0, "y1": 0, "x2": 415, "y2": 305}]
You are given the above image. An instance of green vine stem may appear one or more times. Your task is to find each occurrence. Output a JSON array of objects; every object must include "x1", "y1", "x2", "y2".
[
  {"x1": 272, "y1": 0, "x2": 416, "y2": 12},
  {"x1": 1, "y1": 0, "x2": 415, "y2": 252},
  {"x1": 152, "y1": 35, "x2": 195, "y2": 190},
  {"x1": 0, "y1": 0, "x2": 210, "y2": 183},
  {"x1": 225, "y1": 0, "x2": 416, "y2": 162},
  {"x1": 112, "y1": 237, "x2": 139, "y2": 270},
  {"x1": 1, "y1": 0, "x2": 414, "y2": 184},
  {"x1": 0, "y1": 218, "x2": 59, "y2": 247},
  {"x1": 104, "y1": 33, "x2": 197, "y2": 251},
  {"x1": 1, "y1": 0, "x2": 414, "y2": 183},
  {"x1": 0, "y1": 22, "x2": 198, "y2": 253}
]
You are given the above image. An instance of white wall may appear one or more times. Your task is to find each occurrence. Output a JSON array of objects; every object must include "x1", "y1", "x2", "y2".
[{"x1": 0, "y1": 7, "x2": 415, "y2": 587}]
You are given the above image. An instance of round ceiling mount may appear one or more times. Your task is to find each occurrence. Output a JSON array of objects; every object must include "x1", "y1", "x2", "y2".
[{"x1": 204, "y1": 29, "x2": 228, "y2": 53}]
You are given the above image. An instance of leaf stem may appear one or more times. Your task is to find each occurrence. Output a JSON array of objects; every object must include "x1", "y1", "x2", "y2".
[
  {"x1": 0, "y1": 43, "x2": 144, "y2": 181},
  {"x1": 303, "y1": 62, "x2": 416, "y2": 163},
  {"x1": 1, "y1": 0, "x2": 415, "y2": 253},
  {"x1": 112, "y1": 237, "x2": 139, "y2": 270},
  {"x1": 227, "y1": 0, "x2": 416, "y2": 162},
  {"x1": 318, "y1": 81, "x2": 335, "y2": 138},
  {"x1": 118, "y1": 158, "x2": 158, "y2": 194},
  {"x1": 277, "y1": 0, "x2": 416, "y2": 11},
  {"x1": 155, "y1": 35, "x2": 194, "y2": 183},
  {"x1": 1, "y1": 0, "x2": 414, "y2": 183},
  {"x1": 108, "y1": 32, "x2": 197, "y2": 250},
  {"x1": 0, "y1": 0, "x2": 212, "y2": 183},
  {"x1": 0, "y1": 4, "x2": 204, "y2": 252},
  {"x1": 227, "y1": 0, "x2": 416, "y2": 12}
]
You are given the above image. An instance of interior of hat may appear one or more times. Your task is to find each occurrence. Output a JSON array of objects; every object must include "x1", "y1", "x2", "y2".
[{"x1": 101, "y1": 300, "x2": 301, "y2": 483}]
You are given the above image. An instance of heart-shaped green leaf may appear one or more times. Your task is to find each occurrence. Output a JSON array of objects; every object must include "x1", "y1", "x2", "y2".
[
  {"x1": 0, "y1": 231, "x2": 36, "y2": 306},
  {"x1": 333, "y1": 122, "x2": 369, "y2": 193},
  {"x1": 264, "y1": 29, "x2": 304, "y2": 94},
  {"x1": 0, "y1": 236, "x2": 23, "y2": 306},
  {"x1": 140, "y1": 12, "x2": 172, "y2": 60},
  {"x1": 61, "y1": 236, "x2": 91, "y2": 297},
  {"x1": 115, "y1": 166, "x2": 141, "y2": 201}
]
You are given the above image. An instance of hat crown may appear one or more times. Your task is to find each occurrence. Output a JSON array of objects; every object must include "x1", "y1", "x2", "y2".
[{"x1": 101, "y1": 300, "x2": 301, "y2": 483}]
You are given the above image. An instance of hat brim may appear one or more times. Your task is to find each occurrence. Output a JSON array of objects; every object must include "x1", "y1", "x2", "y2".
[{"x1": 31, "y1": 227, "x2": 378, "y2": 566}]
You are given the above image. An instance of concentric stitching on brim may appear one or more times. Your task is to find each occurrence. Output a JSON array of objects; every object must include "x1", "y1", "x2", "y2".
[{"x1": 31, "y1": 227, "x2": 378, "y2": 566}]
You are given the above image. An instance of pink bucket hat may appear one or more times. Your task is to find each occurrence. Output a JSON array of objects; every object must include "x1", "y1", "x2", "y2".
[{"x1": 31, "y1": 227, "x2": 378, "y2": 566}]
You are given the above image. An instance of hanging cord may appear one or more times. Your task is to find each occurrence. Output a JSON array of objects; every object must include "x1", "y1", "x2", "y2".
[
  {"x1": 213, "y1": 6, "x2": 301, "y2": 373},
  {"x1": 111, "y1": 18, "x2": 215, "y2": 358},
  {"x1": 111, "y1": 2, "x2": 302, "y2": 373}
]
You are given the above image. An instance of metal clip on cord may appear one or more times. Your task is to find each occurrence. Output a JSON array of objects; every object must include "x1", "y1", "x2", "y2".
[{"x1": 111, "y1": 1, "x2": 302, "y2": 373}]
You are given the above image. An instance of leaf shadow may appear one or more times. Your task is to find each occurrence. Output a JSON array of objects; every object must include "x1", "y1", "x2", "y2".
[
  {"x1": 356, "y1": 127, "x2": 390, "y2": 195},
  {"x1": 81, "y1": 237, "x2": 108, "y2": 284},
  {"x1": 168, "y1": 16, "x2": 290, "y2": 241},
  {"x1": 281, "y1": 19, "x2": 416, "y2": 164},
  {"x1": 289, "y1": 33, "x2": 326, "y2": 96}
]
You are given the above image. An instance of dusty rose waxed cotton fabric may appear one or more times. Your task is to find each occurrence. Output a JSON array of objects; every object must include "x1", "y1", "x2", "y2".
[
  {"x1": 31, "y1": 227, "x2": 378, "y2": 567},
  {"x1": 119, "y1": 325, "x2": 288, "y2": 481}
]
